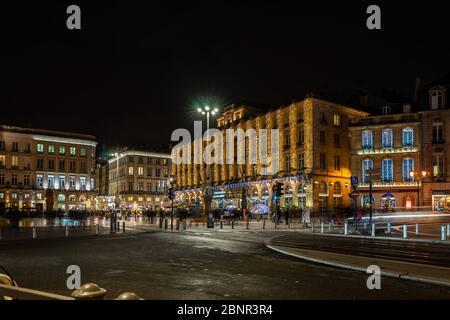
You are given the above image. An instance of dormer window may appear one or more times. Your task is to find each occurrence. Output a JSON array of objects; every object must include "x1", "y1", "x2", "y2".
[
  {"x1": 382, "y1": 105, "x2": 391, "y2": 115},
  {"x1": 430, "y1": 87, "x2": 445, "y2": 110}
]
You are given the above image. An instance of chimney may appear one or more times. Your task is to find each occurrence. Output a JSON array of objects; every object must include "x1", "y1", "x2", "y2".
[
  {"x1": 359, "y1": 90, "x2": 369, "y2": 106},
  {"x1": 413, "y1": 77, "x2": 421, "y2": 102}
]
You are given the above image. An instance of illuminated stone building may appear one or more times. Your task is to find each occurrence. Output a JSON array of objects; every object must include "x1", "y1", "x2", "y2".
[
  {"x1": 100, "y1": 149, "x2": 172, "y2": 212},
  {"x1": 349, "y1": 104, "x2": 422, "y2": 211},
  {"x1": 173, "y1": 96, "x2": 368, "y2": 216},
  {"x1": 0, "y1": 125, "x2": 97, "y2": 212}
]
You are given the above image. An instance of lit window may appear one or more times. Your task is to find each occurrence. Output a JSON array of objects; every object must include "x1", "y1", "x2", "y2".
[
  {"x1": 58, "y1": 194, "x2": 66, "y2": 202},
  {"x1": 402, "y1": 128, "x2": 414, "y2": 147},
  {"x1": 0, "y1": 155, "x2": 5, "y2": 166},
  {"x1": 70, "y1": 147, "x2": 76, "y2": 156},
  {"x1": 382, "y1": 159, "x2": 393, "y2": 182},
  {"x1": 138, "y1": 167, "x2": 144, "y2": 175},
  {"x1": 333, "y1": 114, "x2": 341, "y2": 126},
  {"x1": 37, "y1": 144, "x2": 44, "y2": 153},
  {"x1": 59, "y1": 146, "x2": 65, "y2": 154},
  {"x1": 128, "y1": 167, "x2": 134, "y2": 175},
  {"x1": 80, "y1": 148, "x2": 86, "y2": 157},
  {"x1": 80, "y1": 177, "x2": 86, "y2": 189},
  {"x1": 11, "y1": 156, "x2": 18, "y2": 167},
  {"x1": 48, "y1": 145, "x2": 55, "y2": 153},
  {"x1": 402, "y1": 158, "x2": 414, "y2": 182},
  {"x1": 382, "y1": 129, "x2": 393, "y2": 148},
  {"x1": 362, "y1": 159, "x2": 373, "y2": 183},
  {"x1": 361, "y1": 130, "x2": 373, "y2": 149}
]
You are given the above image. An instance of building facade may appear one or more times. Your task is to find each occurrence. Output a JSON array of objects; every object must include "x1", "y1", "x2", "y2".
[
  {"x1": 173, "y1": 97, "x2": 368, "y2": 216},
  {"x1": 350, "y1": 105, "x2": 422, "y2": 211},
  {"x1": 0, "y1": 125, "x2": 97, "y2": 212},
  {"x1": 420, "y1": 81, "x2": 450, "y2": 210},
  {"x1": 97, "y1": 150, "x2": 172, "y2": 212}
]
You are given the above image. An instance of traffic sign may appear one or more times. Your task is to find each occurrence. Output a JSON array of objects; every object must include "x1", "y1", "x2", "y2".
[
  {"x1": 351, "y1": 176, "x2": 359, "y2": 186},
  {"x1": 349, "y1": 190, "x2": 360, "y2": 198}
]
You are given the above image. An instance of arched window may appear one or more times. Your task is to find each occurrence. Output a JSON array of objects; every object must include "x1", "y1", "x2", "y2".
[
  {"x1": 333, "y1": 182, "x2": 342, "y2": 195},
  {"x1": 402, "y1": 158, "x2": 414, "y2": 182},
  {"x1": 319, "y1": 181, "x2": 328, "y2": 195},
  {"x1": 362, "y1": 159, "x2": 373, "y2": 183},
  {"x1": 79, "y1": 195, "x2": 86, "y2": 202},
  {"x1": 402, "y1": 128, "x2": 414, "y2": 147},
  {"x1": 68, "y1": 195, "x2": 76, "y2": 202},
  {"x1": 361, "y1": 130, "x2": 373, "y2": 149},
  {"x1": 297, "y1": 183, "x2": 307, "y2": 194},
  {"x1": 57, "y1": 194, "x2": 65, "y2": 202},
  {"x1": 382, "y1": 129, "x2": 393, "y2": 148}
]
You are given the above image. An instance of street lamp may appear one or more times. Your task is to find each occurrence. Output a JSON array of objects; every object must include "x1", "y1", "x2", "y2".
[
  {"x1": 110, "y1": 152, "x2": 124, "y2": 233},
  {"x1": 196, "y1": 105, "x2": 219, "y2": 216}
]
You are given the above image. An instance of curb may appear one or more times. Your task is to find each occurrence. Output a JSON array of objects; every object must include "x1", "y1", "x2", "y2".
[{"x1": 265, "y1": 241, "x2": 450, "y2": 288}]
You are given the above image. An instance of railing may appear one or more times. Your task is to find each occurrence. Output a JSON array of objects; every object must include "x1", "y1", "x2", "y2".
[{"x1": 351, "y1": 113, "x2": 420, "y2": 126}]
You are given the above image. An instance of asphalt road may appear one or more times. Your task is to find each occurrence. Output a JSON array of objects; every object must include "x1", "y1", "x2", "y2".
[{"x1": 1, "y1": 229, "x2": 450, "y2": 300}]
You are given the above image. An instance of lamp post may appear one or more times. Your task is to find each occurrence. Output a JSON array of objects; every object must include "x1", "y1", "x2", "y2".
[
  {"x1": 169, "y1": 176, "x2": 175, "y2": 229},
  {"x1": 111, "y1": 152, "x2": 123, "y2": 233},
  {"x1": 197, "y1": 106, "x2": 219, "y2": 215}
]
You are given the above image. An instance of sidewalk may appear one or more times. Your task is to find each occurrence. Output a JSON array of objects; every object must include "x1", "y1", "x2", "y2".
[{"x1": 266, "y1": 243, "x2": 450, "y2": 287}]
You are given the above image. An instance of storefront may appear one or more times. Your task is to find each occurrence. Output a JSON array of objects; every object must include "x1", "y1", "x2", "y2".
[{"x1": 432, "y1": 191, "x2": 450, "y2": 211}]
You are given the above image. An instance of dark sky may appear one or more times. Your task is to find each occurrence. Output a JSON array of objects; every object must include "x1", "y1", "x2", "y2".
[{"x1": 1, "y1": 1, "x2": 449, "y2": 151}]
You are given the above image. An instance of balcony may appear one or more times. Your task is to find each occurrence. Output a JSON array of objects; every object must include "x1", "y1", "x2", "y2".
[
  {"x1": 350, "y1": 113, "x2": 420, "y2": 126},
  {"x1": 432, "y1": 139, "x2": 445, "y2": 145},
  {"x1": 356, "y1": 145, "x2": 417, "y2": 155},
  {"x1": 358, "y1": 181, "x2": 420, "y2": 188}
]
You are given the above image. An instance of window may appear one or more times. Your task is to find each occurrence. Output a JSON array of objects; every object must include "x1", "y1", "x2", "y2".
[
  {"x1": 147, "y1": 167, "x2": 152, "y2": 177},
  {"x1": 362, "y1": 159, "x2": 373, "y2": 183},
  {"x1": 147, "y1": 182, "x2": 152, "y2": 192},
  {"x1": 320, "y1": 131, "x2": 327, "y2": 144},
  {"x1": 11, "y1": 156, "x2": 18, "y2": 167},
  {"x1": 48, "y1": 175, "x2": 55, "y2": 188},
  {"x1": 284, "y1": 132, "x2": 291, "y2": 147},
  {"x1": 0, "y1": 155, "x2": 5, "y2": 166},
  {"x1": 128, "y1": 182, "x2": 133, "y2": 192},
  {"x1": 333, "y1": 114, "x2": 341, "y2": 126},
  {"x1": 333, "y1": 182, "x2": 342, "y2": 195},
  {"x1": 11, "y1": 174, "x2": 18, "y2": 185},
  {"x1": 431, "y1": 88, "x2": 445, "y2": 109},
  {"x1": 0, "y1": 174, "x2": 4, "y2": 185},
  {"x1": 298, "y1": 153, "x2": 305, "y2": 170},
  {"x1": 138, "y1": 156, "x2": 144, "y2": 163},
  {"x1": 382, "y1": 129, "x2": 393, "y2": 148},
  {"x1": 382, "y1": 159, "x2": 394, "y2": 182},
  {"x1": 128, "y1": 156, "x2": 134, "y2": 163},
  {"x1": 320, "y1": 153, "x2": 327, "y2": 170},
  {"x1": 319, "y1": 181, "x2": 328, "y2": 195},
  {"x1": 59, "y1": 176, "x2": 65, "y2": 189},
  {"x1": 0, "y1": 192, "x2": 3, "y2": 199},
  {"x1": 298, "y1": 130, "x2": 304, "y2": 145},
  {"x1": 155, "y1": 168, "x2": 161, "y2": 177},
  {"x1": 298, "y1": 111, "x2": 304, "y2": 122},
  {"x1": 402, "y1": 128, "x2": 414, "y2": 147},
  {"x1": 69, "y1": 176, "x2": 76, "y2": 189},
  {"x1": 382, "y1": 105, "x2": 391, "y2": 115},
  {"x1": 37, "y1": 158, "x2": 44, "y2": 170},
  {"x1": 69, "y1": 195, "x2": 76, "y2": 202},
  {"x1": 69, "y1": 161, "x2": 76, "y2": 172},
  {"x1": 48, "y1": 159, "x2": 54, "y2": 170},
  {"x1": 36, "y1": 174, "x2": 43, "y2": 188},
  {"x1": 59, "y1": 146, "x2": 65, "y2": 154},
  {"x1": 12, "y1": 142, "x2": 19, "y2": 152},
  {"x1": 285, "y1": 155, "x2": 290, "y2": 172},
  {"x1": 138, "y1": 167, "x2": 144, "y2": 176},
  {"x1": 80, "y1": 162, "x2": 86, "y2": 173},
  {"x1": 138, "y1": 182, "x2": 144, "y2": 191},
  {"x1": 48, "y1": 145, "x2": 55, "y2": 153},
  {"x1": 23, "y1": 174, "x2": 30, "y2": 187},
  {"x1": 433, "y1": 123, "x2": 444, "y2": 144},
  {"x1": 80, "y1": 148, "x2": 86, "y2": 157},
  {"x1": 24, "y1": 143, "x2": 31, "y2": 153},
  {"x1": 334, "y1": 155, "x2": 340, "y2": 171},
  {"x1": 433, "y1": 154, "x2": 444, "y2": 178},
  {"x1": 333, "y1": 133, "x2": 340, "y2": 147},
  {"x1": 319, "y1": 111, "x2": 327, "y2": 123},
  {"x1": 69, "y1": 147, "x2": 76, "y2": 156},
  {"x1": 402, "y1": 158, "x2": 414, "y2": 182},
  {"x1": 80, "y1": 177, "x2": 86, "y2": 189},
  {"x1": 37, "y1": 144, "x2": 44, "y2": 153},
  {"x1": 128, "y1": 167, "x2": 134, "y2": 175},
  {"x1": 361, "y1": 130, "x2": 373, "y2": 149},
  {"x1": 0, "y1": 141, "x2": 5, "y2": 150},
  {"x1": 11, "y1": 193, "x2": 17, "y2": 199}
]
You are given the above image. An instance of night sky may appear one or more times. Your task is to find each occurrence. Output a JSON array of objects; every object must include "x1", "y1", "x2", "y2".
[{"x1": 1, "y1": 1, "x2": 449, "y2": 151}]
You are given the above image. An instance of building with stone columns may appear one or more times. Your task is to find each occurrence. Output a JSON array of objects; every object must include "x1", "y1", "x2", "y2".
[
  {"x1": 0, "y1": 125, "x2": 97, "y2": 212},
  {"x1": 172, "y1": 96, "x2": 369, "y2": 216}
]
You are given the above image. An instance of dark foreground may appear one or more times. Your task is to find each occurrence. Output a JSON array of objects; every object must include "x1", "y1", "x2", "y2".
[{"x1": 1, "y1": 229, "x2": 450, "y2": 299}]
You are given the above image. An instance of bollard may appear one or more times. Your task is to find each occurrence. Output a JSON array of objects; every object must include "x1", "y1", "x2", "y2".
[
  {"x1": 123, "y1": 221, "x2": 126, "y2": 233},
  {"x1": 263, "y1": 218, "x2": 266, "y2": 230},
  {"x1": 331, "y1": 219, "x2": 334, "y2": 226},
  {"x1": 415, "y1": 224, "x2": 419, "y2": 235},
  {"x1": 311, "y1": 222, "x2": 314, "y2": 233},
  {"x1": 71, "y1": 283, "x2": 107, "y2": 300},
  {"x1": 328, "y1": 223, "x2": 332, "y2": 232},
  {"x1": 387, "y1": 221, "x2": 391, "y2": 234},
  {"x1": 159, "y1": 218, "x2": 163, "y2": 229},
  {"x1": 442, "y1": 225, "x2": 447, "y2": 241},
  {"x1": 220, "y1": 221, "x2": 223, "y2": 229},
  {"x1": 246, "y1": 219, "x2": 249, "y2": 230},
  {"x1": 95, "y1": 224, "x2": 99, "y2": 235},
  {"x1": 176, "y1": 219, "x2": 180, "y2": 230},
  {"x1": 344, "y1": 222, "x2": 348, "y2": 235},
  {"x1": 66, "y1": 226, "x2": 69, "y2": 237},
  {"x1": 231, "y1": 220, "x2": 234, "y2": 229},
  {"x1": 183, "y1": 219, "x2": 187, "y2": 230},
  {"x1": 371, "y1": 224, "x2": 375, "y2": 237},
  {"x1": 320, "y1": 222, "x2": 324, "y2": 234},
  {"x1": 403, "y1": 225, "x2": 408, "y2": 239},
  {"x1": 164, "y1": 219, "x2": 168, "y2": 230},
  {"x1": 32, "y1": 227, "x2": 37, "y2": 239},
  {"x1": 117, "y1": 221, "x2": 120, "y2": 231}
]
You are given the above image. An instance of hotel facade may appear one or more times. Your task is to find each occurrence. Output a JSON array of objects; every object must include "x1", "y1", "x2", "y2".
[
  {"x1": 96, "y1": 149, "x2": 172, "y2": 212},
  {"x1": 172, "y1": 96, "x2": 369, "y2": 216},
  {"x1": 0, "y1": 125, "x2": 97, "y2": 212}
]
